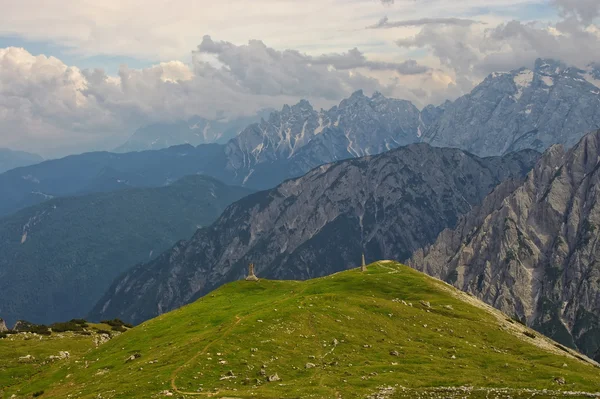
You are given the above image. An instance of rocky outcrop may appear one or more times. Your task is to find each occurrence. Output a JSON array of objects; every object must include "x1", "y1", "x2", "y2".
[
  {"x1": 423, "y1": 59, "x2": 600, "y2": 157},
  {"x1": 13, "y1": 320, "x2": 35, "y2": 332},
  {"x1": 410, "y1": 130, "x2": 600, "y2": 357},
  {"x1": 90, "y1": 144, "x2": 538, "y2": 324},
  {"x1": 0, "y1": 318, "x2": 7, "y2": 332}
]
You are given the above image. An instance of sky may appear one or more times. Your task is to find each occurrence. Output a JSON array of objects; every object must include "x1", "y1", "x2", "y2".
[{"x1": 0, "y1": 0, "x2": 599, "y2": 157}]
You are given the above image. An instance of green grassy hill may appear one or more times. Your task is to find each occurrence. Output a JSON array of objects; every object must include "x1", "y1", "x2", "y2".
[{"x1": 2, "y1": 262, "x2": 600, "y2": 399}]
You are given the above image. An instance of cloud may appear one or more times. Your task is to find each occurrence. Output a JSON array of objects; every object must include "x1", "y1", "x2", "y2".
[
  {"x1": 197, "y1": 36, "x2": 429, "y2": 79},
  {"x1": 2, "y1": 0, "x2": 594, "y2": 155},
  {"x1": 394, "y1": 6, "x2": 600, "y2": 98},
  {"x1": 0, "y1": 38, "x2": 431, "y2": 157},
  {"x1": 367, "y1": 16, "x2": 483, "y2": 29},
  {"x1": 553, "y1": 0, "x2": 600, "y2": 25}
]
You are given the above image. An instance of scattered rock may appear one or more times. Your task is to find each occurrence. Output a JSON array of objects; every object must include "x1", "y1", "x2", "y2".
[
  {"x1": 305, "y1": 363, "x2": 316, "y2": 369},
  {"x1": 94, "y1": 333, "x2": 111, "y2": 348},
  {"x1": 159, "y1": 390, "x2": 173, "y2": 396},
  {"x1": 420, "y1": 300, "x2": 431, "y2": 308},
  {"x1": 125, "y1": 353, "x2": 141, "y2": 363},
  {"x1": 48, "y1": 351, "x2": 70, "y2": 361},
  {"x1": 389, "y1": 350, "x2": 400, "y2": 357},
  {"x1": 554, "y1": 377, "x2": 566, "y2": 385},
  {"x1": 18, "y1": 354, "x2": 35, "y2": 362},
  {"x1": 267, "y1": 373, "x2": 281, "y2": 382}
]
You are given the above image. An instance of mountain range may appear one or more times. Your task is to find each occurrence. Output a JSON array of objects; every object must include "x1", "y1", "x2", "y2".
[
  {"x1": 1, "y1": 59, "x2": 599, "y2": 220},
  {"x1": 410, "y1": 130, "x2": 600, "y2": 358},
  {"x1": 114, "y1": 111, "x2": 272, "y2": 153},
  {"x1": 2, "y1": 57, "x2": 600, "y2": 339},
  {"x1": 0, "y1": 91, "x2": 432, "y2": 217},
  {"x1": 0, "y1": 148, "x2": 43, "y2": 174},
  {"x1": 90, "y1": 144, "x2": 538, "y2": 324},
  {"x1": 422, "y1": 59, "x2": 600, "y2": 156},
  {"x1": 0, "y1": 175, "x2": 252, "y2": 325}
]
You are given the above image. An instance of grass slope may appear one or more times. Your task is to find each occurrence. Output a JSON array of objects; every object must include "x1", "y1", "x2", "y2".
[
  {"x1": 0, "y1": 322, "x2": 126, "y2": 395},
  {"x1": 2, "y1": 262, "x2": 600, "y2": 399}
]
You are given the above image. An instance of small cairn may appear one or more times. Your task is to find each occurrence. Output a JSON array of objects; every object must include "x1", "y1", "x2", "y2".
[
  {"x1": 245, "y1": 263, "x2": 259, "y2": 281},
  {"x1": 361, "y1": 253, "x2": 367, "y2": 272}
]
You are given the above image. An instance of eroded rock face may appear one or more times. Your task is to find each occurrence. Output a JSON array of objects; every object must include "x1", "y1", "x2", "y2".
[
  {"x1": 422, "y1": 59, "x2": 600, "y2": 157},
  {"x1": 90, "y1": 143, "x2": 538, "y2": 324},
  {"x1": 410, "y1": 130, "x2": 600, "y2": 357}
]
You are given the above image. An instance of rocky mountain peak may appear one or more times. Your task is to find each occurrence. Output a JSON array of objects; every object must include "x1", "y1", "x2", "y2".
[
  {"x1": 422, "y1": 58, "x2": 600, "y2": 157},
  {"x1": 534, "y1": 58, "x2": 567, "y2": 75},
  {"x1": 224, "y1": 89, "x2": 438, "y2": 188},
  {"x1": 410, "y1": 130, "x2": 600, "y2": 357}
]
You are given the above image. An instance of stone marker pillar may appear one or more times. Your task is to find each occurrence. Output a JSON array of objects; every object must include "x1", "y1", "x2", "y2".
[
  {"x1": 361, "y1": 253, "x2": 367, "y2": 272},
  {"x1": 246, "y1": 263, "x2": 259, "y2": 281}
]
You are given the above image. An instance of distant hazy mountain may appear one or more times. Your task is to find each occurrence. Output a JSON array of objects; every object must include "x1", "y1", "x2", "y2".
[
  {"x1": 0, "y1": 175, "x2": 253, "y2": 326},
  {"x1": 0, "y1": 148, "x2": 43, "y2": 173},
  {"x1": 423, "y1": 59, "x2": 600, "y2": 156},
  {"x1": 90, "y1": 144, "x2": 538, "y2": 324},
  {"x1": 0, "y1": 144, "x2": 229, "y2": 217},
  {"x1": 410, "y1": 130, "x2": 600, "y2": 358},
  {"x1": 114, "y1": 111, "x2": 273, "y2": 153},
  {"x1": 0, "y1": 92, "x2": 437, "y2": 217}
]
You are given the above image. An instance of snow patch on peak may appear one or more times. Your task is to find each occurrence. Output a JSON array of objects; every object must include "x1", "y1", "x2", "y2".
[
  {"x1": 540, "y1": 76, "x2": 554, "y2": 87},
  {"x1": 314, "y1": 115, "x2": 328, "y2": 135},
  {"x1": 514, "y1": 70, "x2": 534, "y2": 88},
  {"x1": 513, "y1": 70, "x2": 534, "y2": 100},
  {"x1": 583, "y1": 72, "x2": 600, "y2": 89}
]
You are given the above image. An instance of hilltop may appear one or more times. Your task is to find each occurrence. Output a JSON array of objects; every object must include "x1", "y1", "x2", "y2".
[{"x1": 2, "y1": 262, "x2": 600, "y2": 398}]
